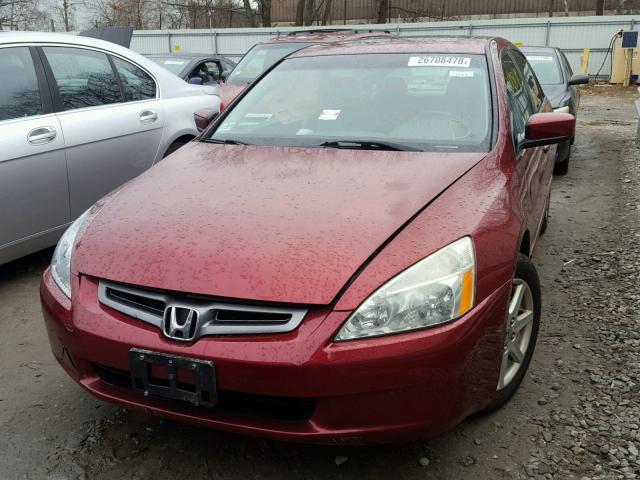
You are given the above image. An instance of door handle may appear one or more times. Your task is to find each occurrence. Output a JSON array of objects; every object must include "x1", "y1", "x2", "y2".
[
  {"x1": 139, "y1": 110, "x2": 158, "y2": 124},
  {"x1": 27, "y1": 127, "x2": 57, "y2": 146}
]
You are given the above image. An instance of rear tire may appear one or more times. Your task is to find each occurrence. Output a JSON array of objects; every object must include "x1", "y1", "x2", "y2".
[
  {"x1": 484, "y1": 254, "x2": 541, "y2": 412},
  {"x1": 553, "y1": 152, "x2": 570, "y2": 175},
  {"x1": 553, "y1": 143, "x2": 571, "y2": 175}
]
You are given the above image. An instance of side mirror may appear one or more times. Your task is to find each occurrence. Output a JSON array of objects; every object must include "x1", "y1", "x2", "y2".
[
  {"x1": 194, "y1": 108, "x2": 218, "y2": 132},
  {"x1": 221, "y1": 70, "x2": 230, "y2": 82},
  {"x1": 188, "y1": 77, "x2": 203, "y2": 85},
  {"x1": 568, "y1": 74, "x2": 589, "y2": 86},
  {"x1": 520, "y1": 112, "x2": 575, "y2": 150}
]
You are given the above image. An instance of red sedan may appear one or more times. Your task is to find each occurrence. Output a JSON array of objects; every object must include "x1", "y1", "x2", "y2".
[{"x1": 41, "y1": 37, "x2": 575, "y2": 444}]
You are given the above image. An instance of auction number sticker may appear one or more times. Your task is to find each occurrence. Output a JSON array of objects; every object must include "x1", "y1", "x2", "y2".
[
  {"x1": 526, "y1": 55, "x2": 554, "y2": 62},
  {"x1": 408, "y1": 56, "x2": 471, "y2": 67}
]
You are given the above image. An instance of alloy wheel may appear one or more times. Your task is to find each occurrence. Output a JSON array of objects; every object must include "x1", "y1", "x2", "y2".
[{"x1": 497, "y1": 278, "x2": 535, "y2": 391}]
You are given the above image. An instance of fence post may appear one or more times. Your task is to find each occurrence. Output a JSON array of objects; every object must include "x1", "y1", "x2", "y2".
[
  {"x1": 167, "y1": 31, "x2": 172, "y2": 53},
  {"x1": 213, "y1": 31, "x2": 218, "y2": 54},
  {"x1": 469, "y1": 23, "x2": 473, "y2": 36},
  {"x1": 545, "y1": 21, "x2": 551, "y2": 46}
]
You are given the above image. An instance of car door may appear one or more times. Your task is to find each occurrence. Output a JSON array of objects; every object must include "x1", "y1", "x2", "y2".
[
  {"x1": 39, "y1": 45, "x2": 165, "y2": 218},
  {"x1": 501, "y1": 50, "x2": 550, "y2": 241},
  {"x1": 0, "y1": 45, "x2": 69, "y2": 262}
]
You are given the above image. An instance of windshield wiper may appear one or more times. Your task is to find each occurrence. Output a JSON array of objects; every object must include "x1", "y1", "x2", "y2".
[
  {"x1": 318, "y1": 140, "x2": 422, "y2": 152},
  {"x1": 204, "y1": 138, "x2": 253, "y2": 146}
]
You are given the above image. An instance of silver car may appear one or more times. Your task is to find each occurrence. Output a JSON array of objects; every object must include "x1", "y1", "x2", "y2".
[{"x1": 0, "y1": 33, "x2": 221, "y2": 264}]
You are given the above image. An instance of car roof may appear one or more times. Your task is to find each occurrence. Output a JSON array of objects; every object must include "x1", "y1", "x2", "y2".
[
  {"x1": 261, "y1": 28, "x2": 393, "y2": 45},
  {"x1": 288, "y1": 36, "x2": 494, "y2": 58},
  {"x1": 146, "y1": 53, "x2": 226, "y2": 59},
  {"x1": 0, "y1": 31, "x2": 122, "y2": 48},
  {"x1": 519, "y1": 46, "x2": 558, "y2": 54}
]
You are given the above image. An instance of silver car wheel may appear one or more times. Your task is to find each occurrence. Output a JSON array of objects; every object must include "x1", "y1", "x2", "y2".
[{"x1": 497, "y1": 278, "x2": 535, "y2": 391}]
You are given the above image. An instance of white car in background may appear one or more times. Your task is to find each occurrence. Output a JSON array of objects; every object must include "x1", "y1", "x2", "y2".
[{"x1": 0, "y1": 32, "x2": 220, "y2": 265}]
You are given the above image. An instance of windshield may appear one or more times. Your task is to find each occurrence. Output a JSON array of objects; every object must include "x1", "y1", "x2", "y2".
[
  {"x1": 226, "y1": 43, "x2": 313, "y2": 85},
  {"x1": 524, "y1": 52, "x2": 562, "y2": 84},
  {"x1": 207, "y1": 53, "x2": 492, "y2": 152},
  {"x1": 149, "y1": 57, "x2": 188, "y2": 75}
]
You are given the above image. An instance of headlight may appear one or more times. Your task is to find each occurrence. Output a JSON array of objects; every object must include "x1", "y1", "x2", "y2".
[
  {"x1": 51, "y1": 210, "x2": 90, "y2": 298},
  {"x1": 554, "y1": 105, "x2": 570, "y2": 113},
  {"x1": 335, "y1": 237, "x2": 475, "y2": 341}
]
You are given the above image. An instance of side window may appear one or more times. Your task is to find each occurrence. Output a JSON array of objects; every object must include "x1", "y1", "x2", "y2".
[
  {"x1": 112, "y1": 57, "x2": 156, "y2": 101},
  {"x1": 190, "y1": 61, "x2": 222, "y2": 83},
  {"x1": 511, "y1": 50, "x2": 545, "y2": 111},
  {"x1": 560, "y1": 51, "x2": 573, "y2": 77},
  {"x1": 0, "y1": 47, "x2": 43, "y2": 122},
  {"x1": 502, "y1": 53, "x2": 534, "y2": 147},
  {"x1": 43, "y1": 47, "x2": 122, "y2": 111}
]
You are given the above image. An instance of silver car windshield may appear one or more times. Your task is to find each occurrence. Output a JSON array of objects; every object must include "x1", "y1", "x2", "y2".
[
  {"x1": 149, "y1": 57, "x2": 189, "y2": 75},
  {"x1": 225, "y1": 43, "x2": 313, "y2": 85},
  {"x1": 524, "y1": 53, "x2": 562, "y2": 84},
  {"x1": 208, "y1": 53, "x2": 492, "y2": 152}
]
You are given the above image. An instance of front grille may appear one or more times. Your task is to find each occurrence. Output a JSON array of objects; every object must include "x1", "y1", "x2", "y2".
[
  {"x1": 93, "y1": 364, "x2": 316, "y2": 422},
  {"x1": 98, "y1": 280, "x2": 308, "y2": 340}
]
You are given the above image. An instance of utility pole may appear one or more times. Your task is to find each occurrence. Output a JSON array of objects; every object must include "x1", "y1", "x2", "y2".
[{"x1": 596, "y1": 0, "x2": 605, "y2": 15}]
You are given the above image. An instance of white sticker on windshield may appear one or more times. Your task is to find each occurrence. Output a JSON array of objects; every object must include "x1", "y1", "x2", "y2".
[
  {"x1": 318, "y1": 109, "x2": 341, "y2": 121},
  {"x1": 408, "y1": 56, "x2": 471, "y2": 68},
  {"x1": 245, "y1": 113, "x2": 272, "y2": 119},
  {"x1": 164, "y1": 60, "x2": 186, "y2": 65},
  {"x1": 526, "y1": 55, "x2": 554, "y2": 62},
  {"x1": 449, "y1": 70, "x2": 474, "y2": 77}
]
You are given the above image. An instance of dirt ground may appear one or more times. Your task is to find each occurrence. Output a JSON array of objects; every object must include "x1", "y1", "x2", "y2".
[{"x1": 0, "y1": 89, "x2": 639, "y2": 480}]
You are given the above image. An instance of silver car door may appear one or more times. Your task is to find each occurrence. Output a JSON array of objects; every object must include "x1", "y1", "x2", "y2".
[
  {"x1": 0, "y1": 46, "x2": 69, "y2": 262},
  {"x1": 40, "y1": 45, "x2": 165, "y2": 218}
]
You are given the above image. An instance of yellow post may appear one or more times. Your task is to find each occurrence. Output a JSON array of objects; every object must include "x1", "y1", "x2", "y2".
[{"x1": 580, "y1": 48, "x2": 590, "y2": 75}]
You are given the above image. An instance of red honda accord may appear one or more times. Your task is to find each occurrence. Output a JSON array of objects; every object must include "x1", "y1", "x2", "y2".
[{"x1": 41, "y1": 37, "x2": 575, "y2": 444}]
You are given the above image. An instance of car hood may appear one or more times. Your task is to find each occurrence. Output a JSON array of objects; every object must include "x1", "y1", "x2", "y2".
[
  {"x1": 541, "y1": 83, "x2": 568, "y2": 108},
  {"x1": 74, "y1": 143, "x2": 485, "y2": 305}
]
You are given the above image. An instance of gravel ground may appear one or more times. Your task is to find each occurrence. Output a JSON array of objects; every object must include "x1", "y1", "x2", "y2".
[{"x1": 0, "y1": 89, "x2": 638, "y2": 480}]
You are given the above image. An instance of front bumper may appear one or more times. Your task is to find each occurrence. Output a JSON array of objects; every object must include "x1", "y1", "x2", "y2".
[{"x1": 41, "y1": 269, "x2": 511, "y2": 444}]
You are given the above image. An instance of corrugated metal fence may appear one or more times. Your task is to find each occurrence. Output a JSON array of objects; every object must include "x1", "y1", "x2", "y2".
[{"x1": 131, "y1": 15, "x2": 639, "y2": 77}]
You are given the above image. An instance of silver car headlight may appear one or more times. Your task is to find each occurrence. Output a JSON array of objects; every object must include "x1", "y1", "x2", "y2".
[
  {"x1": 51, "y1": 210, "x2": 90, "y2": 298},
  {"x1": 335, "y1": 237, "x2": 475, "y2": 341}
]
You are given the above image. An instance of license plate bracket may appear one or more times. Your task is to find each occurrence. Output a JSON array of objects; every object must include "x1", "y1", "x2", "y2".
[{"x1": 128, "y1": 348, "x2": 216, "y2": 407}]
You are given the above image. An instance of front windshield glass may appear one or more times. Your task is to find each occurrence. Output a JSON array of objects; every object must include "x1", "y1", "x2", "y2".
[
  {"x1": 208, "y1": 53, "x2": 492, "y2": 152},
  {"x1": 524, "y1": 52, "x2": 562, "y2": 84},
  {"x1": 225, "y1": 43, "x2": 312, "y2": 85},
  {"x1": 149, "y1": 57, "x2": 188, "y2": 75}
]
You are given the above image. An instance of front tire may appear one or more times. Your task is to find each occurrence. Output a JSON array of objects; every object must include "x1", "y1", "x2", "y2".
[{"x1": 486, "y1": 254, "x2": 541, "y2": 411}]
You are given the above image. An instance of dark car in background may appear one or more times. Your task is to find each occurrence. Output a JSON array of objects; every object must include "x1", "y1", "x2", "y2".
[
  {"x1": 147, "y1": 53, "x2": 236, "y2": 86},
  {"x1": 520, "y1": 46, "x2": 588, "y2": 174},
  {"x1": 216, "y1": 28, "x2": 393, "y2": 107}
]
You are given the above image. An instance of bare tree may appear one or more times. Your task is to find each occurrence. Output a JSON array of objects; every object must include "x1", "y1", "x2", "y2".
[
  {"x1": 256, "y1": 0, "x2": 271, "y2": 26},
  {"x1": 321, "y1": 0, "x2": 331, "y2": 25},
  {"x1": 241, "y1": 0, "x2": 255, "y2": 26},
  {"x1": 1, "y1": 0, "x2": 54, "y2": 30},
  {"x1": 303, "y1": 0, "x2": 314, "y2": 25},
  {"x1": 376, "y1": 0, "x2": 389, "y2": 23},
  {"x1": 294, "y1": 0, "x2": 304, "y2": 25},
  {"x1": 595, "y1": 0, "x2": 604, "y2": 15}
]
